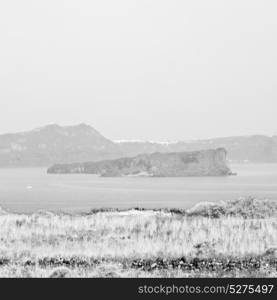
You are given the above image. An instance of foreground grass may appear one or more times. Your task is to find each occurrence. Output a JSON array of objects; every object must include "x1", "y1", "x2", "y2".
[{"x1": 0, "y1": 198, "x2": 277, "y2": 277}]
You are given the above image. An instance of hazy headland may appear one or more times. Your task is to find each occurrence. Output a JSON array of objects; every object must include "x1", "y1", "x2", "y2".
[{"x1": 0, "y1": 124, "x2": 277, "y2": 167}]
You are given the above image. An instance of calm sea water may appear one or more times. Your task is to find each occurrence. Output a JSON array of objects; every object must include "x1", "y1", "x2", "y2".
[{"x1": 0, "y1": 164, "x2": 277, "y2": 213}]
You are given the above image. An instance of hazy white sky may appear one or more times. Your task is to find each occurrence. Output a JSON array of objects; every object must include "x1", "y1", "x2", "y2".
[{"x1": 0, "y1": 0, "x2": 276, "y2": 140}]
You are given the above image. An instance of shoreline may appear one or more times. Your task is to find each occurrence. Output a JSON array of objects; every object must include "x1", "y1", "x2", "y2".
[{"x1": 0, "y1": 198, "x2": 277, "y2": 278}]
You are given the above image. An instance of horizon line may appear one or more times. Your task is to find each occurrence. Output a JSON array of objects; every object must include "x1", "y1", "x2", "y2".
[{"x1": 0, "y1": 122, "x2": 276, "y2": 143}]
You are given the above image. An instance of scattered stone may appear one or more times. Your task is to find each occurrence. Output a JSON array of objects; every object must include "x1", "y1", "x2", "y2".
[
  {"x1": 49, "y1": 267, "x2": 72, "y2": 278},
  {"x1": 151, "y1": 263, "x2": 157, "y2": 269}
]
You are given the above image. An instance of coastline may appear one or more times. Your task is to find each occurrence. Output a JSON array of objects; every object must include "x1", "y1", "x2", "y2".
[{"x1": 0, "y1": 198, "x2": 277, "y2": 278}]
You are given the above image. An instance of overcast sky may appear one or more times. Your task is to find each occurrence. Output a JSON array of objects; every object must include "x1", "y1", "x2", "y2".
[{"x1": 0, "y1": 0, "x2": 276, "y2": 141}]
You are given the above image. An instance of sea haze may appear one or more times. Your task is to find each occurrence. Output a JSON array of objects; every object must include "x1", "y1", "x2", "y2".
[{"x1": 0, "y1": 163, "x2": 277, "y2": 213}]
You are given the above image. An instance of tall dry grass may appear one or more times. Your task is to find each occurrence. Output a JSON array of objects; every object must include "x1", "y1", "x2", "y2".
[
  {"x1": 0, "y1": 198, "x2": 277, "y2": 277},
  {"x1": 0, "y1": 210, "x2": 276, "y2": 261}
]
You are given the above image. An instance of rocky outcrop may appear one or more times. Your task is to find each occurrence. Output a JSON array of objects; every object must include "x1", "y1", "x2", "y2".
[{"x1": 47, "y1": 148, "x2": 232, "y2": 177}]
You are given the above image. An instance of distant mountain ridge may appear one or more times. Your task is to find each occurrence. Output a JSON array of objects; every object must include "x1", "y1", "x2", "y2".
[
  {"x1": 47, "y1": 148, "x2": 232, "y2": 177},
  {"x1": 116, "y1": 135, "x2": 277, "y2": 163},
  {"x1": 0, "y1": 124, "x2": 121, "y2": 167},
  {"x1": 0, "y1": 124, "x2": 276, "y2": 167}
]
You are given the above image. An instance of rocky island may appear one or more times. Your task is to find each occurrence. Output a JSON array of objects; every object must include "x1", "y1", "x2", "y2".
[{"x1": 47, "y1": 148, "x2": 232, "y2": 177}]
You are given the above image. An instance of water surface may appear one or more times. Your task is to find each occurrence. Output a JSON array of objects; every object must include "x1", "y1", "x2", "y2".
[{"x1": 0, "y1": 164, "x2": 276, "y2": 213}]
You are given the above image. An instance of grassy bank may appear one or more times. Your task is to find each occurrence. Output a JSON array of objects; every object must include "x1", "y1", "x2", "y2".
[{"x1": 0, "y1": 198, "x2": 277, "y2": 277}]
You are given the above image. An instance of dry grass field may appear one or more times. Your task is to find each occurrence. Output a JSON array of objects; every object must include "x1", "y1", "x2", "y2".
[{"x1": 0, "y1": 198, "x2": 277, "y2": 278}]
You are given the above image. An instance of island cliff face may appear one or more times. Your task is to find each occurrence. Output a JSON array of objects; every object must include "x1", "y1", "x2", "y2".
[{"x1": 47, "y1": 148, "x2": 232, "y2": 177}]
